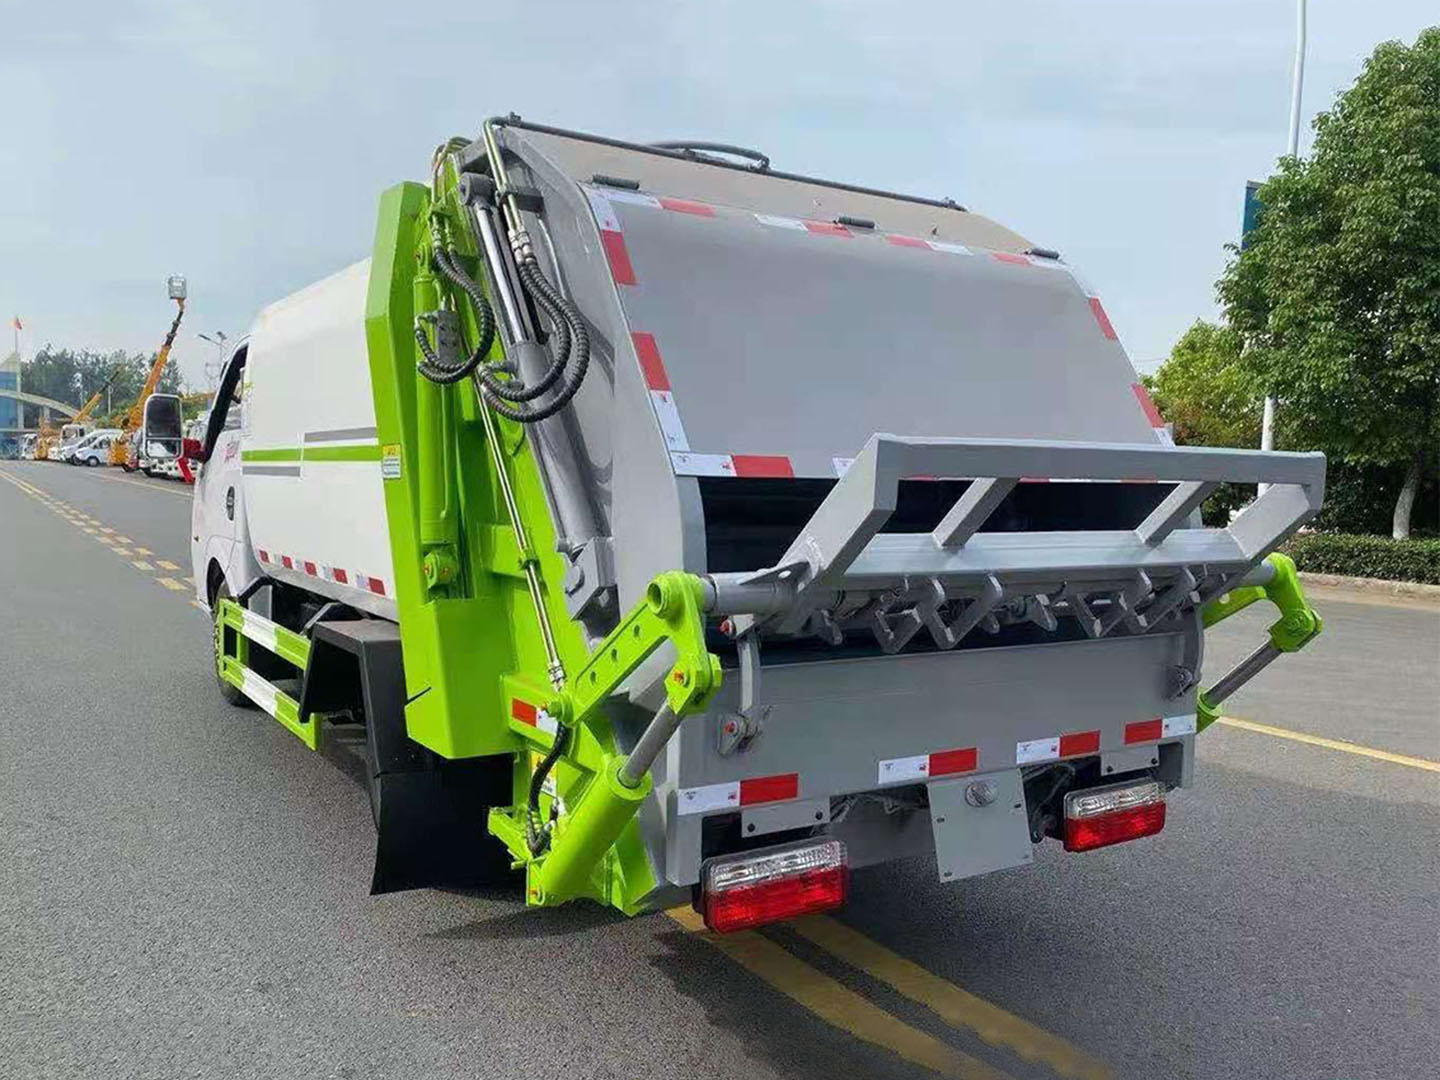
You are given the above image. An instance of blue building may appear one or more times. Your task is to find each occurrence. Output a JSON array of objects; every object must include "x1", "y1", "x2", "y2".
[{"x1": 1, "y1": 351, "x2": 21, "y2": 455}]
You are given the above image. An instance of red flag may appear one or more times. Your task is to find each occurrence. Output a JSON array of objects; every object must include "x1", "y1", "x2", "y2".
[{"x1": 9, "y1": 316, "x2": 20, "y2": 331}]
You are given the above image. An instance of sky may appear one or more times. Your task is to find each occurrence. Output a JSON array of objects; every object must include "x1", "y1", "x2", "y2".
[{"x1": 1, "y1": 1, "x2": 1435, "y2": 391}]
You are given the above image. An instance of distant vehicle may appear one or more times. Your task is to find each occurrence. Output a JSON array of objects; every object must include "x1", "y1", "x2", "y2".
[
  {"x1": 68, "y1": 428, "x2": 124, "y2": 466},
  {"x1": 19, "y1": 434, "x2": 38, "y2": 459},
  {"x1": 136, "y1": 394, "x2": 184, "y2": 476}
]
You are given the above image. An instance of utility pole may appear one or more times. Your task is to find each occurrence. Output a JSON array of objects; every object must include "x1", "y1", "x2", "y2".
[
  {"x1": 1262, "y1": 0, "x2": 1306, "y2": 482},
  {"x1": 198, "y1": 331, "x2": 229, "y2": 391}
]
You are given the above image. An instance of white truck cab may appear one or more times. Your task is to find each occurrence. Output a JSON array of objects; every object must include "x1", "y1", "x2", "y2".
[{"x1": 190, "y1": 343, "x2": 258, "y2": 610}]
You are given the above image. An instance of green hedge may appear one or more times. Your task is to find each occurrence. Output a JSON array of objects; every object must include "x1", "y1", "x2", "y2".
[{"x1": 1282, "y1": 532, "x2": 1440, "y2": 585}]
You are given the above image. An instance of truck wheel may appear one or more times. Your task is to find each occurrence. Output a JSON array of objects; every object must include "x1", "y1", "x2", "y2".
[{"x1": 212, "y1": 584, "x2": 252, "y2": 708}]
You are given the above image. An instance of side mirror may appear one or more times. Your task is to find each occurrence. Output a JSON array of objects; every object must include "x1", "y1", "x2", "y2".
[{"x1": 182, "y1": 437, "x2": 206, "y2": 464}]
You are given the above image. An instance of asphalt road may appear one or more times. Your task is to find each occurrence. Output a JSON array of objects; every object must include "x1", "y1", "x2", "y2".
[{"x1": 2, "y1": 459, "x2": 1437, "y2": 1080}]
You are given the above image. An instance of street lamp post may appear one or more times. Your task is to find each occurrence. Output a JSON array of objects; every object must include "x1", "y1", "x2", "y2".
[
  {"x1": 1262, "y1": 0, "x2": 1306, "y2": 476},
  {"x1": 197, "y1": 331, "x2": 229, "y2": 390}
]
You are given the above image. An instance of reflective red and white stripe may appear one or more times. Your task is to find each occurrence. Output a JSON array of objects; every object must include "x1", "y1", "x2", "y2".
[
  {"x1": 1018, "y1": 714, "x2": 1196, "y2": 765},
  {"x1": 669, "y1": 452, "x2": 795, "y2": 478},
  {"x1": 631, "y1": 331, "x2": 690, "y2": 452},
  {"x1": 1130, "y1": 382, "x2": 1174, "y2": 446},
  {"x1": 677, "y1": 772, "x2": 799, "y2": 815},
  {"x1": 1125, "y1": 714, "x2": 1197, "y2": 743},
  {"x1": 1016, "y1": 729, "x2": 1102, "y2": 765},
  {"x1": 877, "y1": 745, "x2": 978, "y2": 785},
  {"x1": 510, "y1": 698, "x2": 559, "y2": 736},
  {"x1": 256, "y1": 549, "x2": 387, "y2": 596}
]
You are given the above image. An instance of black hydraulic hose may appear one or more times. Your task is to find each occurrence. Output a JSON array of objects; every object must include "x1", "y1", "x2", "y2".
[
  {"x1": 414, "y1": 324, "x2": 483, "y2": 385},
  {"x1": 432, "y1": 248, "x2": 496, "y2": 364},
  {"x1": 524, "y1": 723, "x2": 570, "y2": 856},
  {"x1": 477, "y1": 255, "x2": 591, "y2": 425}
]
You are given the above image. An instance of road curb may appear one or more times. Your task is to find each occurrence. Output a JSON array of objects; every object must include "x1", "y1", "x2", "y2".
[{"x1": 1298, "y1": 571, "x2": 1440, "y2": 604}]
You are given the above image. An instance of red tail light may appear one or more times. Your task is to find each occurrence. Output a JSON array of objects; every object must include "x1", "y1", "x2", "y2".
[
  {"x1": 701, "y1": 839, "x2": 848, "y2": 932},
  {"x1": 1063, "y1": 780, "x2": 1166, "y2": 852}
]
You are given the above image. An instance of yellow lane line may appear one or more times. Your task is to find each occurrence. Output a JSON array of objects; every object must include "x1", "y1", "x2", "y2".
[
  {"x1": 791, "y1": 916, "x2": 1111, "y2": 1080},
  {"x1": 115, "y1": 535, "x2": 133, "y2": 544},
  {"x1": 156, "y1": 559, "x2": 180, "y2": 570},
  {"x1": 97, "y1": 471, "x2": 192, "y2": 499},
  {"x1": 112, "y1": 548, "x2": 131, "y2": 557},
  {"x1": 156, "y1": 577, "x2": 187, "y2": 592},
  {"x1": 1215, "y1": 715, "x2": 1440, "y2": 773},
  {"x1": 132, "y1": 561, "x2": 154, "y2": 571},
  {"x1": 133, "y1": 547, "x2": 153, "y2": 556},
  {"x1": 667, "y1": 907, "x2": 1014, "y2": 1080}
]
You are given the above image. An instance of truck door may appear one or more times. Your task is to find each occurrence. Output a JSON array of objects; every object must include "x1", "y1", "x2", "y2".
[{"x1": 192, "y1": 346, "x2": 254, "y2": 605}]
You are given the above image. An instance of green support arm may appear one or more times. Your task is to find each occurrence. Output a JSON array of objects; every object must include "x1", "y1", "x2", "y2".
[
  {"x1": 1196, "y1": 552, "x2": 1322, "y2": 731},
  {"x1": 490, "y1": 571, "x2": 722, "y2": 906}
]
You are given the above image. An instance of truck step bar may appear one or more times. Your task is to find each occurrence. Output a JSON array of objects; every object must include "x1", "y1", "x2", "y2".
[{"x1": 215, "y1": 602, "x2": 318, "y2": 749}]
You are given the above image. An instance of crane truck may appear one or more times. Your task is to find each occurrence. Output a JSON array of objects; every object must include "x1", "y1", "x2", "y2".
[
  {"x1": 189, "y1": 118, "x2": 1325, "y2": 930},
  {"x1": 33, "y1": 366, "x2": 123, "y2": 462},
  {"x1": 112, "y1": 276, "x2": 186, "y2": 469}
]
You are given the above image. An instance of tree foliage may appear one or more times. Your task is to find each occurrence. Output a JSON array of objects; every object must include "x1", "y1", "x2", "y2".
[
  {"x1": 20, "y1": 345, "x2": 184, "y2": 427},
  {"x1": 1217, "y1": 28, "x2": 1439, "y2": 537},
  {"x1": 1147, "y1": 320, "x2": 1260, "y2": 448}
]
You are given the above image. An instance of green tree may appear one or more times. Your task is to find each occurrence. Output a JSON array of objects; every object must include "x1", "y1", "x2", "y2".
[
  {"x1": 1219, "y1": 28, "x2": 1440, "y2": 539},
  {"x1": 1146, "y1": 320, "x2": 1261, "y2": 524},
  {"x1": 1148, "y1": 320, "x2": 1260, "y2": 448}
]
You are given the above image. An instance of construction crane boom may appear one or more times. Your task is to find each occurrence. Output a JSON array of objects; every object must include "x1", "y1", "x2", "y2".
[{"x1": 110, "y1": 291, "x2": 185, "y2": 466}]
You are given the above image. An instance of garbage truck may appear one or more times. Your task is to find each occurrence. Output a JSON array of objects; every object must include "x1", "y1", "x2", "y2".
[{"x1": 189, "y1": 117, "x2": 1325, "y2": 930}]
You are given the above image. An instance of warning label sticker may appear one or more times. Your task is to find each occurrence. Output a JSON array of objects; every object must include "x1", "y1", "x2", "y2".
[{"x1": 381, "y1": 444, "x2": 402, "y2": 480}]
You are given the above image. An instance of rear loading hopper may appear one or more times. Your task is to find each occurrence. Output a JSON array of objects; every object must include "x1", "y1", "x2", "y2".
[{"x1": 198, "y1": 118, "x2": 1324, "y2": 927}]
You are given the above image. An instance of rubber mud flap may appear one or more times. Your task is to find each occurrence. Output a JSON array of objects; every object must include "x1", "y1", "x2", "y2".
[{"x1": 370, "y1": 765, "x2": 513, "y2": 895}]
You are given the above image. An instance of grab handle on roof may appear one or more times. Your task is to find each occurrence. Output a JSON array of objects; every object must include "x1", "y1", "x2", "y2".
[{"x1": 649, "y1": 140, "x2": 771, "y2": 171}]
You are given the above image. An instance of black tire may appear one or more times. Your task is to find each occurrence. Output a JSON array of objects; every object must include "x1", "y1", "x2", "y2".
[{"x1": 212, "y1": 582, "x2": 252, "y2": 708}]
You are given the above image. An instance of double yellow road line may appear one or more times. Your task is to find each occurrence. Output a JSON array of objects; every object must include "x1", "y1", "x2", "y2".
[
  {"x1": 669, "y1": 907, "x2": 1111, "y2": 1080},
  {"x1": 0, "y1": 469, "x2": 199, "y2": 605}
]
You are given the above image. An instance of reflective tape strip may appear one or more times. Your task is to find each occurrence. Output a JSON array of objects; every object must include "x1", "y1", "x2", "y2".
[
  {"x1": 878, "y1": 746, "x2": 978, "y2": 785},
  {"x1": 928, "y1": 240, "x2": 972, "y2": 256},
  {"x1": 878, "y1": 754, "x2": 929, "y2": 784},
  {"x1": 1163, "y1": 713, "x2": 1197, "y2": 737},
  {"x1": 885, "y1": 234, "x2": 930, "y2": 249},
  {"x1": 740, "y1": 773, "x2": 799, "y2": 804},
  {"x1": 1091, "y1": 298, "x2": 1120, "y2": 340},
  {"x1": 1017, "y1": 737, "x2": 1061, "y2": 764},
  {"x1": 1131, "y1": 382, "x2": 1164, "y2": 426},
  {"x1": 600, "y1": 232, "x2": 637, "y2": 286},
  {"x1": 677, "y1": 773, "x2": 799, "y2": 815},
  {"x1": 659, "y1": 196, "x2": 715, "y2": 216},
  {"x1": 1059, "y1": 730, "x2": 1101, "y2": 757},
  {"x1": 731, "y1": 454, "x2": 794, "y2": 479},
  {"x1": 677, "y1": 781, "x2": 740, "y2": 815},
  {"x1": 303, "y1": 560, "x2": 317, "y2": 576},
  {"x1": 1125, "y1": 718, "x2": 1164, "y2": 744},
  {"x1": 1017, "y1": 732, "x2": 1102, "y2": 764},
  {"x1": 991, "y1": 251, "x2": 1031, "y2": 266},
  {"x1": 754, "y1": 213, "x2": 807, "y2": 231},
  {"x1": 583, "y1": 186, "x2": 621, "y2": 231},
  {"x1": 511, "y1": 698, "x2": 560, "y2": 736},
  {"x1": 241, "y1": 669, "x2": 279, "y2": 718},
  {"x1": 583, "y1": 186, "x2": 637, "y2": 285},
  {"x1": 650, "y1": 391, "x2": 690, "y2": 452},
  {"x1": 239, "y1": 609, "x2": 278, "y2": 654},
  {"x1": 280, "y1": 555, "x2": 294, "y2": 569},
  {"x1": 803, "y1": 220, "x2": 850, "y2": 237},
  {"x1": 671, "y1": 452, "x2": 736, "y2": 477},
  {"x1": 257, "y1": 549, "x2": 270, "y2": 563},
  {"x1": 929, "y1": 746, "x2": 979, "y2": 777},
  {"x1": 631, "y1": 331, "x2": 671, "y2": 391},
  {"x1": 605, "y1": 189, "x2": 660, "y2": 209},
  {"x1": 332, "y1": 568, "x2": 349, "y2": 585}
]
